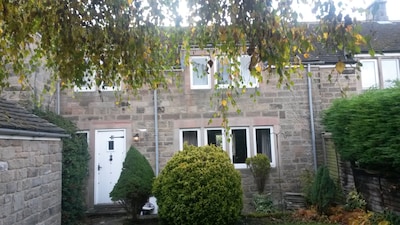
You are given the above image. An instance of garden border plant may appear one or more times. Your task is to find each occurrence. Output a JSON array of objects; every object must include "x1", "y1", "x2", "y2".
[{"x1": 323, "y1": 85, "x2": 400, "y2": 175}]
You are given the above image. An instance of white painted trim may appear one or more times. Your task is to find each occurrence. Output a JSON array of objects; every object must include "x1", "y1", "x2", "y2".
[
  {"x1": 0, "y1": 135, "x2": 61, "y2": 141},
  {"x1": 189, "y1": 56, "x2": 212, "y2": 89},
  {"x1": 94, "y1": 128, "x2": 126, "y2": 205},
  {"x1": 253, "y1": 126, "x2": 276, "y2": 168},
  {"x1": 179, "y1": 128, "x2": 201, "y2": 150},
  {"x1": 229, "y1": 127, "x2": 250, "y2": 169},
  {"x1": 356, "y1": 53, "x2": 400, "y2": 58}
]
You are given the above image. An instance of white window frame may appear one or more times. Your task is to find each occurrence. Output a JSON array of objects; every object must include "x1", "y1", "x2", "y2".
[
  {"x1": 381, "y1": 58, "x2": 400, "y2": 88},
  {"x1": 74, "y1": 71, "x2": 96, "y2": 92},
  {"x1": 215, "y1": 56, "x2": 232, "y2": 88},
  {"x1": 253, "y1": 126, "x2": 276, "y2": 168},
  {"x1": 74, "y1": 71, "x2": 121, "y2": 92},
  {"x1": 360, "y1": 59, "x2": 379, "y2": 89},
  {"x1": 179, "y1": 129, "x2": 201, "y2": 150},
  {"x1": 190, "y1": 56, "x2": 212, "y2": 89},
  {"x1": 239, "y1": 55, "x2": 259, "y2": 88},
  {"x1": 229, "y1": 127, "x2": 250, "y2": 169},
  {"x1": 214, "y1": 55, "x2": 259, "y2": 89},
  {"x1": 204, "y1": 128, "x2": 226, "y2": 151}
]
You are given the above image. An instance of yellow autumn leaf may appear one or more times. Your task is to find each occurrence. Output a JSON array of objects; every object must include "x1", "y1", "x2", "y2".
[
  {"x1": 323, "y1": 32, "x2": 329, "y2": 40},
  {"x1": 18, "y1": 75, "x2": 25, "y2": 84},
  {"x1": 221, "y1": 99, "x2": 227, "y2": 107},
  {"x1": 255, "y1": 63, "x2": 262, "y2": 72},
  {"x1": 127, "y1": 0, "x2": 133, "y2": 5},
  {"x1": 304, "y1": 53, "x2": 310, "y2": 59},
  {"x1": 378, "y1": 221, "x2": 390, "y2": 225},
  {"x1": 335, "y1": 61, "x2": 345, "y2": 73}
]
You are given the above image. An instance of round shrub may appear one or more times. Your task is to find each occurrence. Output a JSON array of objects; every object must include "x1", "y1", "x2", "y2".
[
  {"x1": 110, "y1": 146, "x2": 155, "y2": 219},
  {"x1": 153, "y1": 144, "x2": 243, "y2": 225}
]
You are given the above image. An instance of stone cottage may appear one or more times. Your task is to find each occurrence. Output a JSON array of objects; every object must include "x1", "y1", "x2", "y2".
[
  {"x1": 1, "y1": 0, "x2": 399, "y2": 214},
  {"x1": 0, "y1": 98, "x2": 68, "y2": 225}
]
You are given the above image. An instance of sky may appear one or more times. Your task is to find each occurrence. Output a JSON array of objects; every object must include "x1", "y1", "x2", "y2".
[{"x1": 298, "y1": 0, "x2": 400, "y2": 21}]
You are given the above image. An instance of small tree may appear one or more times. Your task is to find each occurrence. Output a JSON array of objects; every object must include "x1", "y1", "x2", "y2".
[
  {"x1": 310, "y1": 166, "x2": 337, "y2": 215},
  {"x1": 246, "y1": 154, "x2": 271, "y2": 194},
  {"x1": 153, "y1": 144, "x2": 243, "y2": 225},
  {"x1": 110, "y1": 146, "x2": 155, "y2": 220}
]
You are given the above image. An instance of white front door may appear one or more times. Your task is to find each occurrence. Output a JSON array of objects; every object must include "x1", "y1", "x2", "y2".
[{"x1": 94, "y1": 129, "x2": 126, "y2": 204}]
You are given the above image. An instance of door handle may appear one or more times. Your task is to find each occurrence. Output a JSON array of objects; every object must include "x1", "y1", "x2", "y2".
[{"x1": 98, "y1": 164, "x2": 102, "y2": 171}]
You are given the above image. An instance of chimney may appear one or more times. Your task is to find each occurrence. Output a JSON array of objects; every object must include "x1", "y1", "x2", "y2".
[{"x1": 366, "y1": 0, "x2": 388, "y2": 21}]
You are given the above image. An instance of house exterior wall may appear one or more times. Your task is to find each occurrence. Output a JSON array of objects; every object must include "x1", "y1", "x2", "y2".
[
  {"x1": 0, "y1": 137, "x2": 62, "y2": 225},
  {"x1": 60, "y1": 58, "x2": 360, "y2": 212}
]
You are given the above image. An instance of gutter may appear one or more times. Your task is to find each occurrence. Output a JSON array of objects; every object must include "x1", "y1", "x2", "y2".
[{"x1": 0, "y1": 128, "x2": 70, "y2": 138}]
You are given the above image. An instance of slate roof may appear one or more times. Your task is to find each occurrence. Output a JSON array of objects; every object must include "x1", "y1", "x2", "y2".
[
  {"x1": 301, "y1": 21, "x2": 400, "y2": 65},
  {"x1": 360, "y1": 21, "x2": 400, "y2": 53},
  {"x1": 0, "y1": 98, "x2": 68, "y2": 138}
]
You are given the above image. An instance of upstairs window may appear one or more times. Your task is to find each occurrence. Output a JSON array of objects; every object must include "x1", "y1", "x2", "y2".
[
  {"x1": 360, "y1": 58, "x2": 400, "y2": 89},
  {"x1": 74, "y1": 71, "x2": 121, "y2": 92},
  {"x1": 190, "y1": 56, "x2": 211, "y2": 89},
  {"x1": 214, "y1": 55, "x2": 259, "y2": 89},
  {"x1": 382, "y1": 59, "x2": 400, "y2": 88},
  {"x1": 239, "y1": 55, "x2": 258, "y2": 88}
]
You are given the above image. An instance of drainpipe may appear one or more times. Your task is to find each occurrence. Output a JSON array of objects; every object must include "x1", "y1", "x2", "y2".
[
  {"x1": 56, "y1": 80, "x2": 61, "y2": 115},
  {"x1": 154, "y1": 89, "x2": 159, "y2": 176},
  {"x1": 307, "y1": 64, "x2": 317, "y2": 172}
]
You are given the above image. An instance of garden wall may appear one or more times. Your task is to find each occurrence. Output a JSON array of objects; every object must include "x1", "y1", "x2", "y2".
[{"x1": 0, "y1": 138, "x2": 63, "y2": 225}]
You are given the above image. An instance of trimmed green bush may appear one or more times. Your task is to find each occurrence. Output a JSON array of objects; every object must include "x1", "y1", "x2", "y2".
[
  {"x1": 323, "y1": 86, "x2": 400, "y2": 174},
  {"x1": 110, "y1": 146, "x2": 155, "y2": 219},
  {"x1": 34, "y1": 109, "x2": 90, "y2": 225},
  {"x1": 310, "y1": 166, "x2": 336, "y2": 215},
  {"x1": 246, "y1": 154, "x2": 271, "y2": 194},
  {"x1": 153, "y1": 144, "x2": 243, "y2": 225}
]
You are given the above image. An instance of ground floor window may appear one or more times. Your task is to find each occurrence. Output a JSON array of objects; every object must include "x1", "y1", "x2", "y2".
[{"x1": 179, "y1": 126, "x2": 275, "y2": 168}]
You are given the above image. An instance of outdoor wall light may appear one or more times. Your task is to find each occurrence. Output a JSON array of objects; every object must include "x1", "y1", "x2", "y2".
[{"x1": 133, "y1": 133, "x2": 140, "y2": 142}]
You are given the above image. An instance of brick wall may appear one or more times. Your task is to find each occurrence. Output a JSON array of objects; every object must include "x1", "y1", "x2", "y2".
[{"x1": 0, "y1": 138, "x2": 62, "y2": 225}]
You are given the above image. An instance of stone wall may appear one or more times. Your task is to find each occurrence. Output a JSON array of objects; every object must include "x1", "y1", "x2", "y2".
[
  {"x1": 60, "y1": 60, "x2": 361, "y2": 211},
  {"x1": 0, "y1": 138, "x2": 62, "y2": 225}
]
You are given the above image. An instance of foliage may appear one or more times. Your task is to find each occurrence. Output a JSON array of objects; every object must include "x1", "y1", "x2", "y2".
[
  {"x1": 323, "y1": 86, "x2": 400, "y2": 174},
  {"x1": 344, "y1": 190, "x2": 366, "y2": 211},
  {"x1": 33, "y1": 109, "x2": 90, "y2": 225},
  {"x1": 110, "y1": 146, "x2": 155, "y2": 220},
  {"x1": 310, "y1": 166, "x2": 337, "y2": 215},
  {"x1": 246, "y1": 154, "x2": 271, "y2": 194},
  {"x1": 252, "y1": 193, "x2": 275, "y2": 214},
  {"x1": 300, "y1": 169, "x2": 315, "y2": 206},
  {"x1": 0, "y1": 0, "x2": 370, "y2": 126},
  {"x1": 152, "y1": 144, "x2": 243, "y2": 225}
]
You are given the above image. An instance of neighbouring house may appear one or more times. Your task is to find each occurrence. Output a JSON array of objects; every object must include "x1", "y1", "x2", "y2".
[
  {"x1": 1, "y1": 0, "x2": 399, "y2": 215},
  {"x1": 0, "y1": 98, "x2": 68, "y2": 225}
]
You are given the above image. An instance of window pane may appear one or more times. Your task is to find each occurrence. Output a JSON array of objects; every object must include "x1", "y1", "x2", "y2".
[
  {"x1": 240, "y1": 55, "x2": 258, "y2": 88},
  {"x1": 183, "y1": 131, "x2": 198, "y2": 146},
  {"x1": 191, "y1": 57, "x2": 209, "y2": 86},
  {"x1": 232, "y1": 129, "x2": 247, "y2": 163},
  {"x1": 207, "y1": 129, "x2": 223, "y2": 147},
  {"x1": 256, "y1": 129, "x2": 272, "y2": 162},
  {"x1": 382, "y1": 59, "x2": 399, "y2": 88},
  {"x1": 360, "y1": 60, "x2": 379, "y2": 89},
  {"x1": 216, "y1": 57, "x2": 230, "y2": 86}
]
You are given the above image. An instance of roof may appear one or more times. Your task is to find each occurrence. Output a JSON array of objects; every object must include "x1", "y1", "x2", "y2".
[
  {"x1": 0, "y1": 98, "x2": 68, "y2": 138},
  {"x1": 301, "y1": 21, "x2": 400, "y2": 65},
  {"x1": 360, "y1": 21, "x2": 400, "y2": 53}
]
